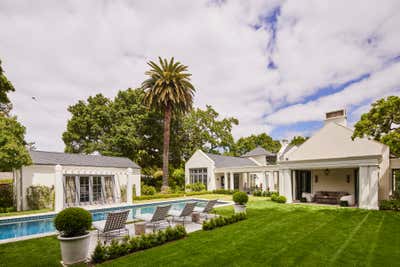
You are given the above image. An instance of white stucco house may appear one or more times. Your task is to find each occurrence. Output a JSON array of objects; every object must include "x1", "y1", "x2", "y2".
[
  {"x1": 13, "y1": 150, "x2": 141, "y2": 212},
  {"x1": 185, "y1": 109, "x2": 400, "y2": 210}
]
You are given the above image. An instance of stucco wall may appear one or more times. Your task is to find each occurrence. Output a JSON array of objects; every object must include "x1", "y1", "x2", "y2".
[
  {"x1": 184, "y1": 150, "x2": 215, "y2": 190},
  {"x1": 311, "y1": 168, "x2": 355, "y2": 195},
  {"x1": 18, "y1": 164, "x2": 140, "y2": 210}
]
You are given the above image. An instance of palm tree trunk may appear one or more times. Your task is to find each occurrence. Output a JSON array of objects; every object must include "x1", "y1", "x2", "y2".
[{"x1": 161, "y1": 103, "x2": 171, "y2": 192}]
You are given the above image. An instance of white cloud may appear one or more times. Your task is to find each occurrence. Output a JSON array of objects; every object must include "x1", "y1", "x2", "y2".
[{"x1": 0, "y1": 0, "x2": 399, "y2": 151}]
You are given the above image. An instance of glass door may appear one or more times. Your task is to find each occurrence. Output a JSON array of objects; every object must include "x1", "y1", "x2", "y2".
[
  {"x1": 295, "y1": 170, "x2": 311, "y2": 200},
  {"x1": 79, "y1": 176, "x2": 90, "y2": 204}
]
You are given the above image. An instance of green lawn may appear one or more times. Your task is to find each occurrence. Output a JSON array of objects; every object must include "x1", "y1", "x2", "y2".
[{"x1": 0, "y1": 197, "x2": 399, "y2": 267}]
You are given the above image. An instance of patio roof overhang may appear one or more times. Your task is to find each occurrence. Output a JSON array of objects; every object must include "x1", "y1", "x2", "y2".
[
  {"x1": 214, "y1": 165, "x2": 280, "y2": 173},
  {"x1": 278, "y1": 155, "x2": 381, "y2": 170}
]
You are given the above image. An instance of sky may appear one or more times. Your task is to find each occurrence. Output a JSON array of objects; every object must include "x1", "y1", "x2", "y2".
[{"x1": 0, "y1": 0, "x2": 399, "y2": 152}]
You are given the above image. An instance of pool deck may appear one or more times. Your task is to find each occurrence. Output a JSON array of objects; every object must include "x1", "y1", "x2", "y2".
[{"x1": 0, "y1": 197, "x2": 232, "y2": 244}]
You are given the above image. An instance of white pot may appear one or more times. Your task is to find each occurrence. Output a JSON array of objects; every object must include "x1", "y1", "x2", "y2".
[
  {"x1": 234, "y1": 204, "x2": 246, "y2": 213},
  {"x1": 58, "y1": 233, "x2": 91, "y2": 265}
]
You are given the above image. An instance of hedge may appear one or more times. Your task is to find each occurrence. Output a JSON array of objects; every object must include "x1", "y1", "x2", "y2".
[
  {"x1": 91, "y1": 225, "x2": 187, "y2": 263},
  {"x1": 0, "y1": 184, "x2": 13, "y2": 212},
  {"x1": 202, "y1": 213, "x2": 247, "y2": 230},
  {"x1": 379, "y1": 200, "x2": 400, "y2": 211},
  {"x1": 26, "y1": 185, "x2": 54, "y2": 210},
  {"x1": 212, "y1": 189, "x2": 238, "y2": 195},
  {"x1": 133, "y1": 191, "x2": 211, "y2": 201}
]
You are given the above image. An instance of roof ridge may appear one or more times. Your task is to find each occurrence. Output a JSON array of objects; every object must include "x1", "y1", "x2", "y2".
[{"x1": 31, "y1": 150, "x2": 130, "y2": 159}]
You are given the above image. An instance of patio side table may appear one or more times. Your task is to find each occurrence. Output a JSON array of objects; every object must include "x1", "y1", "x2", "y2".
[
  {"x1": 135, "y1": 222, "x2": 146, "y2": 235},
  {"x1": 192, "y1": 212, "x2": 200, "y2": 223}
]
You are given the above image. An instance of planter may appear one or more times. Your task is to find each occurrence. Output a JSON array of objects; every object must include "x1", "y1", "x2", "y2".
[
  {"x1": 58, "y1": 232, "x2": 91, "y2": 265},
  {"x1": 234, "y1": 204, "x2": 246, "y2": 213}
]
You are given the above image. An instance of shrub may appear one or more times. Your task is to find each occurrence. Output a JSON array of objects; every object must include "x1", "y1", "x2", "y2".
[
  {"x1": 26, "y1": 185, "x2": 54, "y2": 210},
  {"x1": 202, "y1": 213, "x2": 247, "y2": 231},
  {"x1": 141, "y1": 184, "x2": 156, "y2": 195},
  {"x1": 276, "y1": 195, "x2": 287, "y2": 203},
  {"x1": 185, "y1": 182, "x2": 206, "y2": 192},
  {"x1": 270, "y1": 192, "x2": 279, "y2": 202},
  {"x1": 233, "y1": 191, "x2": 248, "y2": 205},
  {"x1": 170, "y1": 168, "x2": 185, "y2": 190},
  {"x1": 120, "y1": 185, "x2": 127, "y2": 202},
  {"x1": 379, "y1": 199, "x2": 400, "y2": 210},
  {"x1": 91, "y1": 225, "x2": 187, "y2": 263},
  {"x1": 340, "y1": 200, "x2": 349, "y2": 207},
  {"x1": 253, "y1": 190, "x2": 262, "y2": 197},
  {"x1": 0, "y1": 184, "x2": 13, "y2": 210},
  {"x1": 54, "y1": 207, "x2": 92, "y2": 237}
]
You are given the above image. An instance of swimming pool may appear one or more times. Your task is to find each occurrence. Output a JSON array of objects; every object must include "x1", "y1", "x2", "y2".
[{"x1": 0, "y1": 199, "x2": 225, "y2": 241}]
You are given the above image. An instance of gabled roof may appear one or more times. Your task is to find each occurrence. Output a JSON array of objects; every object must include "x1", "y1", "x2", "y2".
[
  {"x1": 205, "y1": 153, "x2": 258, "y2": 168},
  {"x1": 278, "y1": 144, "x2": 296, "y2": 160},
  {"x1": 241, "y1": 146, "x2": 276, "y2": 157},
  {"x1": 285, "y1": 122, "x2": 387, "y2": 162},
  {"x1": 29, "y1": 150, "x2": 140, "y2": 169}
]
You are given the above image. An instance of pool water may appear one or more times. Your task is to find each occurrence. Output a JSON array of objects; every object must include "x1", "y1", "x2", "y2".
[{"x1": 0, "y1": 199, "x2": 210, "y2": 241}]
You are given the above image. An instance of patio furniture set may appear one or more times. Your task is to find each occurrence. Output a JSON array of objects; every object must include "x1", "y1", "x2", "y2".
[
  {"x1": 302, "y1": 191, "x2": 354, "y2": 206},
  {"x1": 93, "y1": 200, "x2": 218, "y2": 242}
]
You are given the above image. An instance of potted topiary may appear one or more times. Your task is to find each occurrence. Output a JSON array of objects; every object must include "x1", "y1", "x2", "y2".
[
  {"x1": 54, "y1": 207, "x2": 92, "y2": 265},
  {"x1": 232, "y1": 191, "x2": 249, "y2": 213}
]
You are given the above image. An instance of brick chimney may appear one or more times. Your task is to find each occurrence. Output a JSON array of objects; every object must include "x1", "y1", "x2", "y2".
[{"x1": 324, "y1": 109, "x2": 347, "y2": 127}]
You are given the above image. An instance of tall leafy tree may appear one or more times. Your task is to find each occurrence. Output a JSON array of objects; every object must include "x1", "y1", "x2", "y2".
[
  {"x1": 232, "y1": 133, "x2": 281, "y2": 156},
  {"x1": 0, "y1": 60, "x2": 15, "y2": 115},
  {"x1": 352, "y1": 96, "x2": 400, "y2": 155},
  {"x1": 62, "y1": 88, "x2": 185, "y2": 170},
  {"x1": 181, "y1": 105, "x2": 238, "y2": 158},
  {"x1": 0, "y1": 116, "x2": 32, "y2": 171},
  {"x1": 142, "y1": 57, "x2": 195, "y2": 191}
]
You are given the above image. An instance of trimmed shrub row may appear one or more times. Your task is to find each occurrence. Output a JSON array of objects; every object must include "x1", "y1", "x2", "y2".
[
  {"x1": 212, "y1": 189, "x2": 238, "y2": 195},
  {"x1": 141, "y1": 184, "x2": 156, "y2": 195},
  {"x1": 253, "y1": 190, "x2": 275, "y2": 197},
  {"x1": 202, "y1": 213, "x2": 247, "y2": 231},
  {"x1": 133, "y1": 191, "x2": 211, "y2": 201},
  {"x1": 379, "y1": 200, "x2": 400, "y2": 210},
  {"x1": 271, "y1": 193, "x2": 287, "y2": 203},
  {"x1": 91, "y1": 225, "x2": 187, "y2": 263}
]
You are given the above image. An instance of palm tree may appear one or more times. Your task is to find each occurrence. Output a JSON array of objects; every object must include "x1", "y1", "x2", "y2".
[{"x1": 142, "y1": 57, "x2": 195, "y2": 192}]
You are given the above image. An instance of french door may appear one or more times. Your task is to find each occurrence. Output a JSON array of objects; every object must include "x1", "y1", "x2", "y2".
[{"x1": 295, "y1": 170, "x2": 311, "y2": 200}]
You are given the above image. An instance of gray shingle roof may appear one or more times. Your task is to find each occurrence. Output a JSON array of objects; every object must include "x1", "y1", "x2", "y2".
[
  {"x1": 29, "y1": 150, "x2": 140, "y2": 169},
  {"x1": 241, "y1": 146, "x2": 276, "y2": 157},
  {"x1": 205, "y1": 153, "x2": 258, "y2": 168}
]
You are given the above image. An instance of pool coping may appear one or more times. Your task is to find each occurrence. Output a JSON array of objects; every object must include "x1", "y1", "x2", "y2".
[{"x1": 0, "y1": 197, "x2": 233, "y2": 244}]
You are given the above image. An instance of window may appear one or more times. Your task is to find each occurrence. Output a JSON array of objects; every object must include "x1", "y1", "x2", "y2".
[{"x1": 189, "y1": 168, "x2": 207, "y2": 187}]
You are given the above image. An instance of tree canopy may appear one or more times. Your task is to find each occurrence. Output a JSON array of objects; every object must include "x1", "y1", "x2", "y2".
[
  {"x1": 181, "y1": 105, "x2": 238, "y2": 158},
  {"x1": 231, "y1": 133, "x2": 281, "y2": 156},
  {"x1": 0, "y1": 116, "x2": 32, "y2": 171},
  {"x1": 352, "y1": 96, "x2": 400, "y2": 155},
  {"x1": 0, "y1": 60, "x2": 15, "y2": 115},
  {"x1": 289, "y1": 136, "x2": 308, "y2": 146}
]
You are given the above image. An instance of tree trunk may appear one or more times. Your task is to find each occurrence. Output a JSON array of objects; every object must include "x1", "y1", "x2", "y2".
[{"x1": 161, "y1": 104, "x2": 171, "y2": 192}]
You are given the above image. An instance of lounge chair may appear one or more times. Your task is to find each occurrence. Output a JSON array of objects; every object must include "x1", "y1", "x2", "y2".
[
  {"x1": 135, "y1": 205, "x2": 171, "y2": 232},
  {"x1": 194, "y1": 199, "x2": 218, "y2": 220},
  {"x1": 169, "y1": 202, "x2": 197, "y2": 226},
  {"x1": 93, "y1": 209, "x2": 130, "y2": 242}
]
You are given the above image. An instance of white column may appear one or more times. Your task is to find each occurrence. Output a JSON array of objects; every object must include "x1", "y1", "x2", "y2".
[
  {"x1": 133, "y1": 172, "x2": 141, "y2": 197},
  {"x1": 243, "y1": 172, "x2": 248, "y2": 191},
  {"x1": 230, "y1": 172, "x2": 234, "y2": 190},
  {"x1": 279, "y1": 169, "x2": 293, "y2": 203},
  {"x1": 55, "y1": 164, "x2": 64, "y2": 212},
  {"x1": 261, "y1": 172, "x2": 266, "y2": 191},
  {"x1": 126, "y1": 168, "x2": 133, "y2": 204},
  {"x1": 369, "y1": 166, "x2": 379, "y2": 210},
  {"x1": 359, "y1": 166, "x2": 379, "y2": 210},
  {"x1": 268, "y1": 171, "x2": 274, "y2": 191},
  {"x1": 224, "y1": 172, "x2": 228, "y2": 190}
]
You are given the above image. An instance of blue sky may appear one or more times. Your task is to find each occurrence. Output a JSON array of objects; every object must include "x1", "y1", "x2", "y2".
[{"x1": 0, "y1": 0, "x2": 399, "y2": 151}]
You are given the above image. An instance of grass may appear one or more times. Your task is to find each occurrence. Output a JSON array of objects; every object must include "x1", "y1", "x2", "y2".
[
  {"x1": 0, "y1": 196, "x2": 399, "y2": 266},
  {"x1": 0, "y1": 208, "x2": 52, "y2": 218}
]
